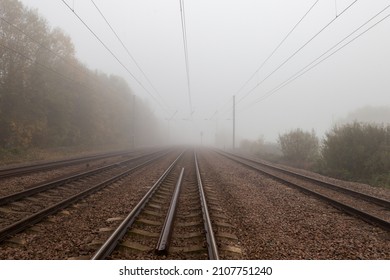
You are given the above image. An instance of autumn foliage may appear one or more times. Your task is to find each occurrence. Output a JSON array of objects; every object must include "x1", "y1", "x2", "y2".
[{"x1": 0, "y1": 0, "x2": 160, "y2": 151}]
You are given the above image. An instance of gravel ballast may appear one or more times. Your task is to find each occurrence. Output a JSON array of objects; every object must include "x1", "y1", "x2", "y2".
[
  {"x1": 0, "y1": 153, "x2": 178, "y2": 259},
  {"x1": 0, "y1": 149, "x2": 389, "y2": 259},
  {"x1": 198, "y1": 150, "x2": 390, "y2": 259}
]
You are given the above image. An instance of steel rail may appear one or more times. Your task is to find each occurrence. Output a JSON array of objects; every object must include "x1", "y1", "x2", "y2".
[
  {"x1": 91, "y1": 152, "x2": 184, "y2": 260},
  {"x1": 0, "y1": 150, "x2": 136, "y2": 179},
  {"x1": 0, "y1": 152, "x2": 167, "y2": 243},
  {"x1": 194, "y1": 152, "x2": 219, "y2": 260},
  {"x1": 155, "y1": 167, "x2": 185, "y2": 255},
  {"x1": 218, "y1": 151, "x2": 390, "y2": 231},
  {"x1": 223, "y1": 151, "x2": 390, "y2": 209},
  {"x1": 0, "y1": 150, "x2": 165, "y2": 206}
]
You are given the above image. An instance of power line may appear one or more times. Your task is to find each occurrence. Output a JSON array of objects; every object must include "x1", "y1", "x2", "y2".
[
  {"x1": 90, "y1": 0, "x2": 169, "y2": 110},
  {"x1": 234, "y1": 0, "x2": 320, "y2": 98},
  {"x1": 241, "y1": 4, "x2": 390, "y2": 112},
  {"x1": 60, "y1": 0, "x2": 170, "y2": 116},
  {"x1": 179, "y1": 0, "x2": 193, "y2": 118},
  {"x1": 236, "y1": 0, "x2": 358, "y2": 105},
  {"x1": 208, "y1": 0, "x2": 321, "y2": 119}
]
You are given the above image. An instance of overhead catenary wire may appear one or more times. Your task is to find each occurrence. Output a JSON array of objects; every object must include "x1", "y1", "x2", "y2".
[
  {"x1": 89, "y1": 0, "x2": 170, "y2": 111},
  {"x1": 179, "y1": 0, "x2": 193, "y2": 118},
  {"x1": 234, "y1": 0, "x2": 321, "y2": 98},
  {"x1": 253, "y1": 11, "x2": 390, "y2": 104},
  {"x1": 240, "y1": 4, "x2": 390, "y2": 112},
  {"x1": 60, "y1": 0, "x2": 170, "y2": 116},
  {"x1": 236, "y1": 0, "x2": 358, "y2": 105},
  {"x1": 210, "y1": 0, "x2": 321, "y2": 119}
]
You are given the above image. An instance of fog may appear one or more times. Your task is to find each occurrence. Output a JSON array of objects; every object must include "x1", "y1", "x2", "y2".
[{"x1": 18, "y1": 0, "x2": 390, "y2": 146}]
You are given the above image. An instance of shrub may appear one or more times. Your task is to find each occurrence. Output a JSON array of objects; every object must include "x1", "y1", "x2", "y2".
[
  {"x1": 277, "y1": 128, "x2": 319, "y2": 168},
  {"x1": 321, "y1": 122, "x2": 390, "y2": 186}
]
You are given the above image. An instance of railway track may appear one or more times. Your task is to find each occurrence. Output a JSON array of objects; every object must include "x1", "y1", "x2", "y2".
[
  {"x1": 1, "y1": 148, "x2": 388, "y2": 259},
  {"x1": 91, "y1": 150, "x2": 242, "y2": 260},
  {"x1": 218, "y1": 150, "x2": 390, "y2": 231},
  {"x1": 0, "y1": 150, "x2": 170, "y2": 243},
  {"x1": 0, "y1": 149, "x2": 144, "y2": 179}
]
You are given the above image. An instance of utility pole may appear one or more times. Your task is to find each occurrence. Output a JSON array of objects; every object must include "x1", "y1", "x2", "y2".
[
  {"x1": 132, "y1": 95, "x2": 136, "y2": 149},
  {"x1": 215, "y1": 111, "x2": 218, "y2": 148},
  {"x1": 233, "y1": 95, "x2": 236, "y2": 150}
]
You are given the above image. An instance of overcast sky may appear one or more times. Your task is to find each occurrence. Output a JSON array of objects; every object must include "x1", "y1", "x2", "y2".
[{"x1": 18, "y1": 0, "x2": 390, "y2": 145}]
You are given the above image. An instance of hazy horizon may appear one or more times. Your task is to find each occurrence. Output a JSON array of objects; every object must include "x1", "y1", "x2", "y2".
[{"x1": 17, "y1": 0, "x2": 390, "y2": 145}]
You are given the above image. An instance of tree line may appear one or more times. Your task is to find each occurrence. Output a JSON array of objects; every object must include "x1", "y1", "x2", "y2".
[{"x1": 0, "y1": 0, "x2": 161, "y2": 153}]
